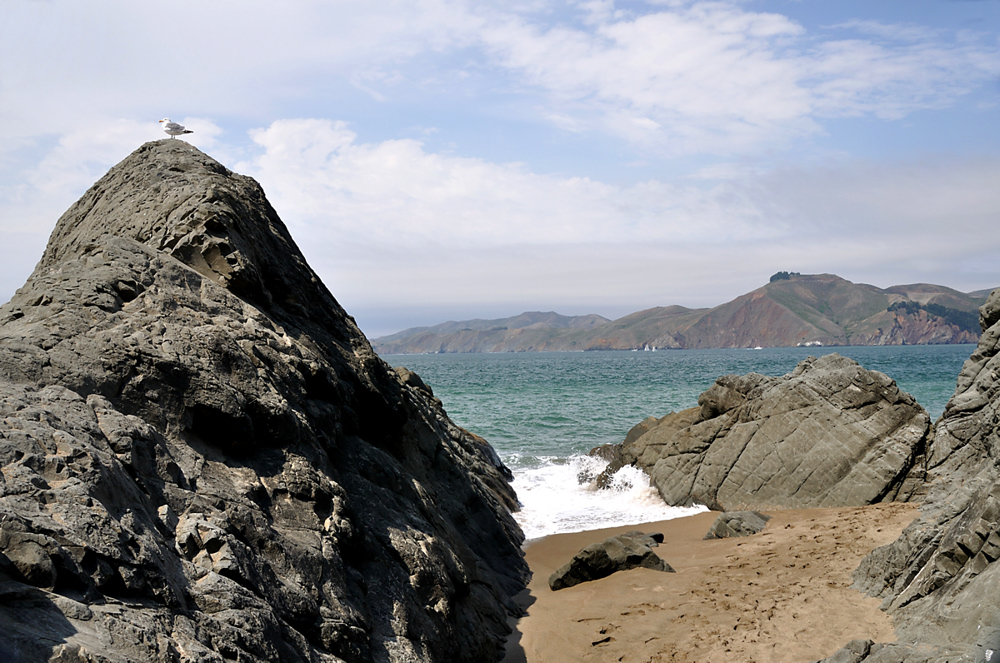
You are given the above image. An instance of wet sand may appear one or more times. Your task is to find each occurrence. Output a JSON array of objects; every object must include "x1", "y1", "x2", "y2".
[{"x1": 504, "y1": 502, "x2": 918, "y2": 663}]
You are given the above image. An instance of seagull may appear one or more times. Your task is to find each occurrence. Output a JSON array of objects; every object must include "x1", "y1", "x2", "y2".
[{"x1": 159, "y1": 118, "x2": 193, "y2": 139}]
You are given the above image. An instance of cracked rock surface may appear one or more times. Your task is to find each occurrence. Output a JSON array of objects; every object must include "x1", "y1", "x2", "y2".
[
  {"x1": 0, "y1": 140, "x2": 528, "y2": 662},
  {"x1": 822, "y1": 288, "x2": 1000, "y2": 662},
  {"x1": 601, "y1": 353, "x2": 930, "y2": 511}
]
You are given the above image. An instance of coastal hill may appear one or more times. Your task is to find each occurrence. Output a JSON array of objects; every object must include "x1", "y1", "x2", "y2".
[
  {"x1": 0, "y1": 141, "x2": 528, "y2": 661},
  {"x1": 373, "y1": 273, "x2": 989, "y2": 354}
]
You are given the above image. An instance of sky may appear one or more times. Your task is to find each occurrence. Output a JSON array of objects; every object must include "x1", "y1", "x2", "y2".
[{"x1": 1, "y1": 0, "x2": 999, "y2": 338}]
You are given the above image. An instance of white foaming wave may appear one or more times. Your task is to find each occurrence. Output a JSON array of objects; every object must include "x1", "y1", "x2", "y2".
[{"x1": 510, "y1": 455, "x2": 707, "y2": 541}]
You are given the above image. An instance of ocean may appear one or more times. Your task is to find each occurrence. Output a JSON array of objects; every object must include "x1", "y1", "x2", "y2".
[{"x1": 382, "y1": 345, "x2": 974, "y2": 540}]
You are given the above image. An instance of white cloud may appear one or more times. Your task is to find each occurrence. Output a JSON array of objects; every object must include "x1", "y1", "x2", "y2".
[
  {"x1": 476, "y1": 1, "x2": 1000, "y2": 152},
  {"x1": 240, "y1": 118, "x2": 783, "y2": 249},
  {"x1": 1, "y1": 0, "x2": 996, "y2": 159},
  {"x1": 0, "y1": 0, "x2": 482, "y2": 142},
  {"x1": 239, "y1": 119, "x2": 1000, "y2": 327}
]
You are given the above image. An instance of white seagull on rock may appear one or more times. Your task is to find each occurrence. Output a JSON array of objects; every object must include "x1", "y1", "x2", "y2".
[{"x1": 159, "y1": 118, "x2": 193, "y2": 139}]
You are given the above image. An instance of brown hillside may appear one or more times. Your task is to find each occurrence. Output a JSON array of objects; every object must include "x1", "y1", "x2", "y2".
[{"x1": 373, "y1": 273, "x2": 990, "y2": 353}]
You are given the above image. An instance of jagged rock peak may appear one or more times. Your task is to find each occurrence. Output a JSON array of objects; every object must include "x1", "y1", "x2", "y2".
[
  {"x1": 38, "y1": 140, "x2": 344, "y2": 328},
  {"x1": 0, "y1": 140, "x2": 528, "y2": 662}
]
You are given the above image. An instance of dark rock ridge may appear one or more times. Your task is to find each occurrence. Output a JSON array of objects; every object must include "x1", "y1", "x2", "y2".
[
  {"x1": 702, "y1": 511, "x2": 771, "y2": 540},
  {"x1": 0, "y1": 141, "x2": 528, "y2": 662},
  {"x1": 821, "y1": 288, "x2": 1000, "y2": 662},
  {"x1": 373, "y1": 275, "x2": 987, "y2": 353},
  {"x1": 597, "y1": 354, "x2": 930, "y2": 511},
  {"x1": 548, "y1": 531, "x2": 672, "y2": 591}
]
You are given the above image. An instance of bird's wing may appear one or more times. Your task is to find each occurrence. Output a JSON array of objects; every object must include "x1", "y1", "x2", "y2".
[{"x1": 165, "y1": 122, "x2": 185, "y2": 131}]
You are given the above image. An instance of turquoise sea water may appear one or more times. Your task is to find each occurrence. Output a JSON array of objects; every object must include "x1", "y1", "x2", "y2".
[{"x1": 383, "y1": 345, "x2": 974, "y2": 538}]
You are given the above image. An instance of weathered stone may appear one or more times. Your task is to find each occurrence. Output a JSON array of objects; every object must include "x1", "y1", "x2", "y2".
[
  {"x1": 703, "y1": 511, "x2": 771, "y2": 540},
  {"x1": 822, "y1": 288, "x2": 1000, "y2": 662},
  {"x1": 0, "y1": 141, "x2": 528, "y2": 662},
  {"x1": 0, "y1": 533, "x2": 56, "y2": 589},
  {"x1": 607, "y1": 354, "x2": 930, "y2": 510},
  {"x1": 548, "y1": 531, "x2": 673, "y2": 591}
]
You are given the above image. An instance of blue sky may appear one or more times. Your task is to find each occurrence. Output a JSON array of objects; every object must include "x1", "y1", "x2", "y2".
[{"x1": 1, "y1": 0, "x2": 998, "y2": 337}]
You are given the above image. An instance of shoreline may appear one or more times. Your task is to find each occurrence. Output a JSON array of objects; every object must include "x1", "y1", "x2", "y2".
[{"x1": 503, "y1": 502, "x2": 918, "y2": 663}]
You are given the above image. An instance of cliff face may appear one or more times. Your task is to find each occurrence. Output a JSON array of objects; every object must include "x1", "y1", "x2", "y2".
[
  {"x1": 0, "y1": 141, "x2": 528, "y2": 662},
  {"x1": 824, "y1": 288, "x2": 1000, "y2": 662},
  {"x1": 373, "y1": 275, "x2": 984, "y2": 354}
]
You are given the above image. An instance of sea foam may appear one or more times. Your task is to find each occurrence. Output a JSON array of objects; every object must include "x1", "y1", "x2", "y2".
[{"x1": 510, "y1": 454, "x2": 706, "y2": 540}]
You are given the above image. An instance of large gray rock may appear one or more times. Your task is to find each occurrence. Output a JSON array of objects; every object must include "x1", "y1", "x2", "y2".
[
  {"x1": 0, "y1": 141, "x2": 528, "y2": 662},
  {"x1": 821, "y1": 288, "x2": 1000, "y2": 662},
  {"x1": 548, "y1": 531, "x2": 673, "y2": 591},
  {"x1": 702, "y1": 511, "x2": 771, "y2": 540},
  {"x1": 607, "y1": 354, "x2": 930, "y2": 511}
]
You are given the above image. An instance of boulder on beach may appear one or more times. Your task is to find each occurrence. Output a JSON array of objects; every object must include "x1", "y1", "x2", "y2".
[
  {"x1": 603, "y1": 353, "x2": 930, "y2": 511},
  {"x1": 0, "y1": 141, "x2": 528, "y2": 662},
  {"x1": 823, "y1": 288, "x2": 1000, "y2": 662},
  {"x1": 549, "y1": 531, "x2": 673, "y2": 590},
  {"x1": 703, "y1": 511, "x2": 771, "y2": 540}
]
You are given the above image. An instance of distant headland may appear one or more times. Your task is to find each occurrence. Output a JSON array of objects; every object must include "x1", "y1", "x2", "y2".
[{"x1": 373, "y1": 273, "x2": 994, "y2": 354}]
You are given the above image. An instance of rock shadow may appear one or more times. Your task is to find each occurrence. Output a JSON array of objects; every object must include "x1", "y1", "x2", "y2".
[
  {"x1": 0, "y1": 579, "x2": 78, "y2": 662},
  {"x1": 501, "y1": 588, "x2": 537, "y2": 663}
]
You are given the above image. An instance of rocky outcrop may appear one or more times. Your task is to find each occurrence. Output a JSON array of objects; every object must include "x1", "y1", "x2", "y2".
[
  {"x1": 702, "y1": 511, "x2": 771, "y2": 540},
  {"x1": 821, "y1": 288, "x2": 1000, "y2": 662},
  {"x1": 0, "y1": 141, "x2": 528, "y2": 662},
  {"x1": 601, "y1": 354, "x2": 930, "y2": 511},
  {"x1": 548, "y1": 532, "x2": 672, "y2": 591}
]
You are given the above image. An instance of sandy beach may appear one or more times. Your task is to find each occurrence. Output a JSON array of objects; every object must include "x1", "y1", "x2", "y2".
[{"x1": 504, "y1": 502, "x2": 918, "y2": 663}]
